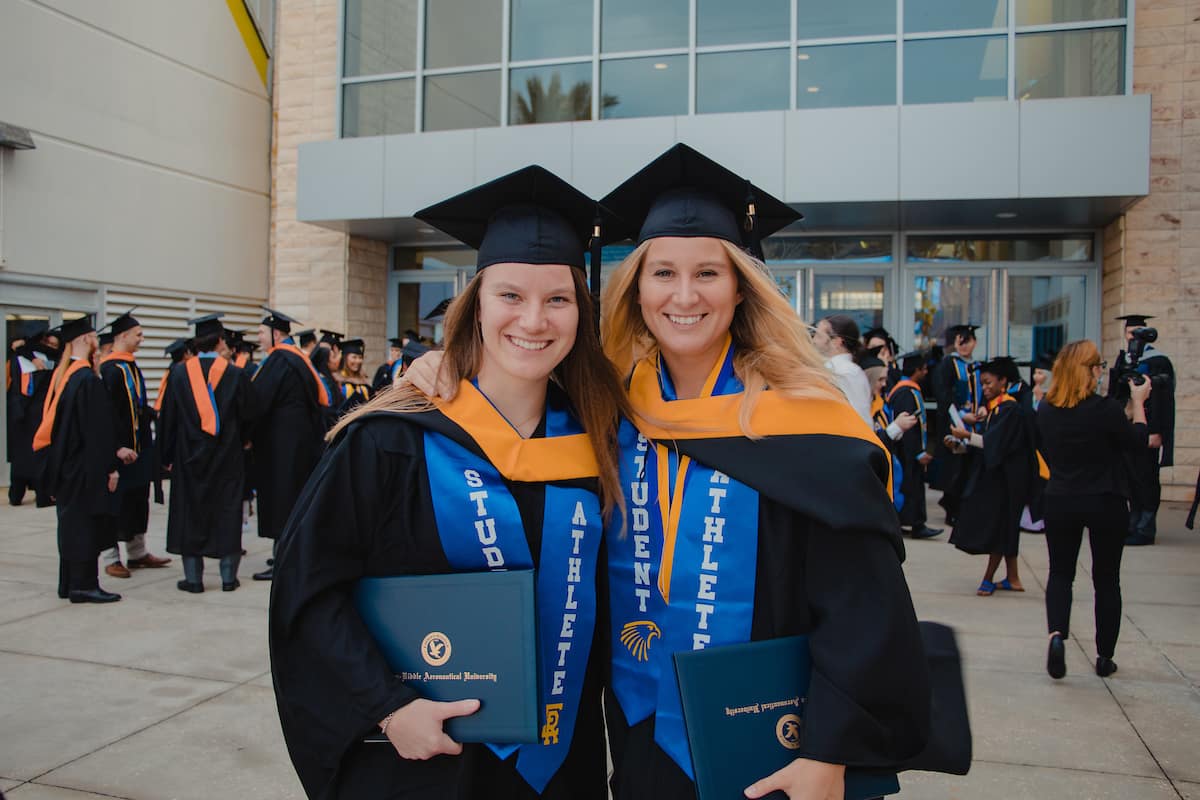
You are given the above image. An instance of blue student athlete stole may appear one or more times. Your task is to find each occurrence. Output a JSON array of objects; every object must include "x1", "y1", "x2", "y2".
[
  {"x1": 423, "y1": 385, "x2": 602, "y2": 793},
  {"x1": 871, "y1": 402, "x2": 906, "y2": 512},
  {"x1": 951, "y1": 355, "x2": 983, "y2": 431},
  {"x1": 607, "y1": 339, "x2": 760, "y2": 778}
]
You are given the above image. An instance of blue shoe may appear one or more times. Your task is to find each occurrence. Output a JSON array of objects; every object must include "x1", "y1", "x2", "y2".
[
  {"x1": 996, "y1": 578, "x2": 1025, "y2": 592},
  {"x1": 976, "y1": 580, "x2": 996, "y2": 596}
]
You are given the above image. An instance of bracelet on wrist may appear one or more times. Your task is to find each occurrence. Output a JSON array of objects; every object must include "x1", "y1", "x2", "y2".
[{"x1": 379, "y1": 709, "x2": 398, "y2": 735}]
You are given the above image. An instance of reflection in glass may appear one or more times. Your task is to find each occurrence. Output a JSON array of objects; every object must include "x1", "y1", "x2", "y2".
[
  {"x1": 1007, "y1": 275, "x2": 1087, "y2": 361},
  {"x1": 344, "y1": 0, "x2": 418, "y2": 76},
  {"x1": 1017, "y1": 29, "x2": 1124, "y2": 100},
  {"x1": 905, "y1": 0, "x2": 1006, "y2": 32},
  {"x1": 697, "y1": 0, "x2": 789, "y2": 46},
  {"x1": 343, "y1": 79, "x2": 416, "y2": 137},
  {"x1": 424, "y1": 71, "x2": 501, "y2": 131},
  {"x1": 602, "y1": 0, "x2": 688, "y2": 52},
  {"x1": 510, "y1": 63, "x2": 596, "y2": 125},
  {"x1": 425, "y1": 0, "x2": 501, "y2": 69},
  {"x1": 912, "y1": 275, "x2": 989, "y2": 352},
  {"x1": 511, "y1": 0, "x2": 592, "y2": 60},
  {"x1": 797, "y1": 43, "x2": 896, "y2": 109},
  {"x1": 697, "y1": 50, "x2": 789, "y2": 114},
  {"x1": 907, "y1": 236, "x2": 1093, "y2": 262},
  {"x1": 600, "y1": 56, "x2": 688, "y2": 119},
  {"x1": 766, "y1": 237, "x2": 893, "y2": 262},
  {"x1": 814, "y1": 275, "x2": 885, "y2": 332},
  {"x1": 771, "y1": 269, "x2": 800, "y2": 311},
  {"x1": 1017, "y1": 0, "x2": 1124, "y2": 25},
  {"x1": 797, "y1": 0, "x2": 896, "y2": 39},
  {"x1": 904, "y1": 37, "x2": 1007, "y2": 104}
]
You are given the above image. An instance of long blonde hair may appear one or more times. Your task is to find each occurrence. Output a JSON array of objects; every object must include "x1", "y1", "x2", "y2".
[
  {"x1": 1045, "y1": 339, "x2": 1100, "y2": 409},
  {"x1": 332, "y1": 267, "x2": 629, "y2": 518},
  {"x1": 600, "y1": 238, "x2": 841, "y2": 436}
]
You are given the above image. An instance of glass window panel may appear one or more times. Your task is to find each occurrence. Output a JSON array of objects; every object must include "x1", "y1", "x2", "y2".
[
  {"x1": 510, "y1": 63, "x2": 594, "y2": 125},
  {"x1": 601, "y1": 0, "x2": 688, "y2": 52},
  {"x1": 697, "y1": 50, "x2": 789, "y2": 114},
  {"x1": 1006, "y1": 275, "x2": 1087, "y2": 361},
  {"x1": 600, "y1": 56, "x2": 688, "y2": 119},
  {"x1": 905, "y1": 0, "x2": 1006, "y2": 32},
  {"x1": 772, "y1": 269, "x2": 800, "y2": 310},
  {"x1": 344, "y1": 0, "x2": 418, "y2": 76},
  {"x1": 424, "y1": 71, "x2": 501, "y2": 132},
  {"x1": 907, "y1": 236, "x2": 1094, "y2": 261},
  {"x1": 1016, "y1": 28, "x2": 1124, "y2": 100},
  {"x1": 814, "y1": 274, "x2": 886, "y2": 331},
  {"x1": 342, "y1": 79, "x2": 416, "y2": 137},
  {"x1": 425, "y1": 0, "x2": 501, "y2": 69},
  {"x1": 697, "y1": 0, "x2": 789, "y2": 46},
  {"x1": 766, "y1": 236, "x2": 894, "y2": 262},
  {"x1": 912, "y1": 275, "x2": 990, "y2": 352},
  {"x1": 797, "y1": 42, "x2": 896, "y2": 109},
  {"x1": 511, "y1": 0, "x2": 592, "y2": 60},
  {"x1": 797, "y1": 0, "x2": 896, "y2": 39},
  {"x1": 904, "y1": 36, "x2": 1007, "y2": 104},
  {"x1": 1017, "y1": 0, "x2": 1125, "y2": 26}
]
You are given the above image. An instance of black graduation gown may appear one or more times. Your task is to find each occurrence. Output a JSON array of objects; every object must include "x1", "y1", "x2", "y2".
[
  {"x1": 929, "y1": 355, "x2": 976, "y2": 502},
  {"x1": 340, "y1": 379, "x2": 373, "y2": 414},
  {"x1": 99, "y1": 357, "x2": 155, "y2": 539},
  {"x1": 372, "y1": 362, "x2": 395, "y2": 393},
  {"x1": 888, "y1": 382, "x2": 929, "y2": 529},
  {"x1": 949, "y1": 401, "x2": 1033, "y2": 557},
  {"x1": 1109, "y1": 348, "x2": 1176, "y2": 513},
  {"x1": 269, "y1": 398, "x2": 608, "y2": 800},
  {"x1": 250, "y1": 348, "x2": 327, "y2": 540},
  {"x1": 160, "y1": 358, "x2": 255, "y2": 558},
  {"x1": 7, "y1": 360, "x2": 51, "y2": 483},
  {"x1": 40, "y1": 365, "x2": 119, "y2": 562}
]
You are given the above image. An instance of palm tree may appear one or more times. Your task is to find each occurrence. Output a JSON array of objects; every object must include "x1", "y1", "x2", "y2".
[{"x1": 512, "y1": 74, "x2": 617, "y2": 124}]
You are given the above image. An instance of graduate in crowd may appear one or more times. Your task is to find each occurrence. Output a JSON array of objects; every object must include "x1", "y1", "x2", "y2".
[
  {"x1": 7, "y1": 323, "x2": 59, "y2": 507},
  {"x1": 97, "y1": 310, "x2": 171, "y2": 578},
  {"x1": 1107, "y1": 314, "x2": 1175, "y2": 546},
  {"x1": 296, "y1": 329, "x2": 318, "y2": 357},
  {"x1": 391, "y1": 336, "x2": 433, "y2": 384},
  {"x1": 236, "y1": 335, "x2": 260, "y2": 377},
  {"x1": 1030, "y1": 352, "x2": 1053, "y2": 408},
  {"x1": 97, "y1": 330, "x2": 115, "y2": 359},
  {"x1": 311, "y1": 345, "x2": 342, "y2": 426},
  {"x1": 372, "y1": 337, "x2": 405, "y2": 392},
  {"x1": 889, "y1": 351, "x2": 942, "y2": 539},
  {"x1": 160, "y1": 314, "x2": 255, "y2": 593},
  {"x1": 948, "y1": 358, "x2": 1035, "y2": 596},
  {"x1": 931, "y1": 324, "x2": 983, "y2": 525},
  {"x1": 154, "y1": 339, "x2": 191, "y2": 415},
  {"x1": 863, "y1": 326, "x2": 902, "y2": 392},
  {"x1": 319, "y1": 329, "x2": 345, "y2": 373},
  {"x1": 861, "y1": 347, "x2": 917, "y2": 515},
  {"x1": 337, "y1": 338, "x2": 373, "y2": 411},
  {"x1": 811, "y1": 314, "x2": 873, "y2": 425},
  {"x1": 33, "y1": 315, "x2": 123, "y2": 604},
  {"x1": 270, "y1": 165, "x2": 626, "y2": 800},
  {"x1": 249, "y1": 307, "x2": 331, "y2": 581}
]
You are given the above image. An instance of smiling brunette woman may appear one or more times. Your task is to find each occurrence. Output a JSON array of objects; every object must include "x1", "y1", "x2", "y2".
[{"x1": 269, "y1": 166, "x2": 627, "y2": 800}]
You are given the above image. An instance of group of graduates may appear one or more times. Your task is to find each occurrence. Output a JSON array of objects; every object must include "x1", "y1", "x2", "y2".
[{"x1": 4, "y1": 307, "x2": 424, "y2": 602}]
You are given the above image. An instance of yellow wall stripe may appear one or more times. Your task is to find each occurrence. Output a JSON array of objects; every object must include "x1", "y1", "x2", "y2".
[{"x1": 225, "y1": 0, "x2": 269, "y2": 87}]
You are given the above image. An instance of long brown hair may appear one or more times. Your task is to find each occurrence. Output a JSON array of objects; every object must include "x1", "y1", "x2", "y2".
[
  {"x1": 1045, "y1": 339, "x2": 1101, "y2": 409},
  {"x1": 332, "y1": 267, "x2": 629, "y2": 517},
  {"x1": 601, "y1": 238, "x2": 841, "y2": 436}
]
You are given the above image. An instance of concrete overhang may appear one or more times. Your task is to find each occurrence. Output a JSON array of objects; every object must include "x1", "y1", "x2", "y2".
[
  {"x1": 0, "y1": 121, "x2": 35, "y2": 150},
  {"x1": 297, "y1": 94, "x2": 1150, "y2": 241}
]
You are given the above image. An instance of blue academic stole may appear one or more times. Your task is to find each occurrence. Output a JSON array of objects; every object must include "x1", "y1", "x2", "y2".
[
  {"x1": 423, "y1": 403, "x2": 602, "y2": 793},
  {"x1": 871, "y1": 402, "x2": 906, "y2": 512},
  {"x1": 607, "y1": 342, "x2": 761, "y2": 779},
  {"x1": 952, "y1": 356, "x2": 983, "y2": 432},
  {"x1": 113, "y1": 360, "x2": 147, "y2": 450}
]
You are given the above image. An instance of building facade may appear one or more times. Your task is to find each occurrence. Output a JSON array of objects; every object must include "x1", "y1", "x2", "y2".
[{"x1": 274, "y1": 0, "x2": 1196, "y2": 500}]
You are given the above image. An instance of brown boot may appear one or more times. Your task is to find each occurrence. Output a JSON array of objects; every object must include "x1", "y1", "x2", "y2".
[
  {"x1": 105, "y1": 562, "x2": 132, "y2": 579},
  {"x1": 128, "y1": 553, "x2": 172, "y2": 568}
]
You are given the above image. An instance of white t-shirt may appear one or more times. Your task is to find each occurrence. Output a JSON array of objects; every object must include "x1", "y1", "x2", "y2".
[{"x1": 827, "y1": 353, "x2": 873, "y2": 426}]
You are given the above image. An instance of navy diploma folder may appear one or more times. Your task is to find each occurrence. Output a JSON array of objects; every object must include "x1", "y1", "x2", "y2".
[
  {"x1": 674, "y1": 636, "x2": 901, "y2": 800},
  {"x1": 354, "y1": 570, "x2": 538, "y2": 743}
]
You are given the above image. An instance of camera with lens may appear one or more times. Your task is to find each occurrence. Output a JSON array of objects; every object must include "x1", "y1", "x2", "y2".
[{"x1": 1120, "y1": 327, "x2": 1157, "y2": 387}]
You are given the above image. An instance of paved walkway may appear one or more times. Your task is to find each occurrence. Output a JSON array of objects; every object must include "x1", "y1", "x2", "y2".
[{"x1": 0, "y1": 493, "x2": 1197, "y2": 799}]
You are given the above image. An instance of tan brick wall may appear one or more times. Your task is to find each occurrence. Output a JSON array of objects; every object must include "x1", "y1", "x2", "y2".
[{"x1": 1104, "y1": 0, "x2": 1199, "y2": 501}]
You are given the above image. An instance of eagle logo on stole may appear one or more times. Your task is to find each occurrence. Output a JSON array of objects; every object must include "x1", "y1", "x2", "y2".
[{"x1": 620, "y1": 620, "x2": 662, "y2": 662}]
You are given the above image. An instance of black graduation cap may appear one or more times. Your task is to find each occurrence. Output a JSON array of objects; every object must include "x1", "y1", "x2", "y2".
[
  {"x1": 15, "y1": 320, "x2": 48, "y2": 341},
  {"x1": 222, "y1": 327, "x2": 244, "y2": 349},
  {"x1": 236, "y1": 333, "x2": 258, "y2": 353},
  {"x1": 59, "y1": 314, "x2": 97, "y2": 343},
  {"x1": 164, "y1": 338, "x2": 190, "y2": 362},
  {"x1": 897, "y1": 350, "x2": 928, "y2": 374},
  {"x1": 600, "y1": 143, "x2": 802, "y2": 260},
  {"x1": 424, "y1": 298, "x2": 453, "y2": 320},
  {"x1": 295, "y1": 329, "x2": 316, "y2": 347},
  {"x1": 319, "y1": 329, "x2": 344, "y2": 347},
  {"x1": 979, "y1": 356, "x2": 1021, "y2": 384},
  {"x1": 402, "y1": 340, "x2": 430, "y2": 362},
  {"x1": 1116, "y1": 314, "x2": 1154, "y2": 327},
  {"x1": 261, "y1": 306, "x2": 300, "y2": 334},
  {"x1": 340, "y1": 338, "x2": 364, "y2": 356},
  {"x1": 1032, "y1": 351, "x2": 1056, "y2": 371},
  {"x1": 189, "y1": 312, "x2": 225, "y2": 339},
  {"x1": 944, "y1": 324, "x2": 980, "y2": 345},
  {"x1": 858, "y1": 353, "x2": 887, "y2": 372},
  {"x1": 98, "y1": 331, "x2": 115, "y2": 346},
  {"x1": 101, "y1": 307, "x2": 141, "y2": 336},
  {"x1": 388, "y1": 336, "x2": 405, "y2": 348}
]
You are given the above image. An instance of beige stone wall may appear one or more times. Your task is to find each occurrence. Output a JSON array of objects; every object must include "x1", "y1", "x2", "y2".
[
  {"x1": 1103, "y1": 0, "x2": 1199, "y2": 501},
  {"x1": 271, "y1": 0, "x2": 390, "y2": 372}
]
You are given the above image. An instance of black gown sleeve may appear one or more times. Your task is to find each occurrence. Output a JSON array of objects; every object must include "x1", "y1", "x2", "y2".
[
  {"x1": 82, "y1": 374, "x2": 120, "y2": 515},
  {"x1": 890, "y1": 389, "x2": 924, "y2": 460}
]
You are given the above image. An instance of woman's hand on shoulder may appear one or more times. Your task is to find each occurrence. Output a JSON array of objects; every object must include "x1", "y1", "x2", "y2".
[
  {"x1": 382, "y1": 698, "x2": 480, "y2": 760},
  {"x1": 744, "y1": 758, "x2": 845, "y2": 799},
  {"x1": 399, "y1": 350, "x2": 456, "y2": 400}
]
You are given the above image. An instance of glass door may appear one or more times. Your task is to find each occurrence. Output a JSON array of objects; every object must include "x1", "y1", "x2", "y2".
[
  {"x1": 1002, "y1": 272, "x2": 1090, "y2": 362},
  {"x1": 909, "y1": 272, "x2": 993, "y2": 355}
]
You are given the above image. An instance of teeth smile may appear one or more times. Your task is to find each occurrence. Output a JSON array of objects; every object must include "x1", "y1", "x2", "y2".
[
  {"x1": 507, "y1": 336, "x2": 550, "y2": 351},
  {"x1": 667, "y1": 314, "x2": 704, "y2": 325}
]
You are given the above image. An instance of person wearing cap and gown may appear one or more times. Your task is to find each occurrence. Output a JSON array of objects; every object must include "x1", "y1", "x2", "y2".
[
  {"x1": 249, "y1": 307, "x2": 331, "y2": 580},
  {"x1": 296, "y1": 329, "x2": 318, "y2": 357},
  {"x1": 34, "y1": 315, "x2": 123, "y2": 603},
  {"x1": 97, "y1": 331, "x2": 114, "y2": 359},
  {"x1": 318, "y1": 329, "x2": 345, "y2": 373},
  {"x1": 98, "y1": 310, "x2": 172, "y2": 578},
  {"x1": 373, "y1": 337, "x2": 405, "y2": 392},
  {"x1": 160, "y1": 314, "x2": 255, "y2": 592},
  {"x1": 1108, "y1": 314, "x2": 1176, "y2": 546},
  {"x1": 889, "y1": 351, "x2": 942, "y2": 539},
  {"x1": 864, "y1": 327, "x2": 903, "y2": 393},
  {"x1": 337, "y1": 339, "x2": 373, "y2": 412},
  {"x1": 860, "y1": 347, "x2": 918, "y2": 516},
  {"x1": 931, "y1": 324, "x2": 983, "y2": 525},
  {"x1": 269, "y1": 165, "x2": 627, "y2": 800},
  {"x1": 392, "y1": 337, "x2": 432, "y2": 385},
  {"x1": 7, "y1": 323, "x2": 59, "y2": 507}
]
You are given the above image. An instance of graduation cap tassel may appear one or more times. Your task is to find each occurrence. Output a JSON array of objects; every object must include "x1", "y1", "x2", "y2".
[
  {"x1": 743, "y1": 182, "x2": 763, "y2": 260},
  {"x1": 589, "y1": 208, "x2": 603, "y2": 335}
]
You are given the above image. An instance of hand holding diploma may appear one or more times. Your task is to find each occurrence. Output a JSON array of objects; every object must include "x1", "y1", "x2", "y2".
[
  {"x1": 744, "y1": 758, "x2": 846, "y2": 800},
  {"x1": 381, "y1": 698, "x2": 480, "y2": 760}
]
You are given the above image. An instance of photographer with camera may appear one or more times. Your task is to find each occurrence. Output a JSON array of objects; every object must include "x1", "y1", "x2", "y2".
[{"x1": 1107, "y1": 315, "x2": 1176, "y2": 546}]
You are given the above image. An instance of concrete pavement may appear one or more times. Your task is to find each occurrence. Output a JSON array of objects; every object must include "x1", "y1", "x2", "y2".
[{"x1": 0, "y1": 492, "x2": 1197, "y2": 799}]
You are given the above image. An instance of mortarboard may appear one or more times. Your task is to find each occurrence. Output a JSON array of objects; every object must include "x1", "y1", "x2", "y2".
[
  {"x1": 979, "y1": 356, "x2": 1021, "y2": 384},
  {"x1": 1032, "y1": 351, "x2": 1056, "y2": 371},
  {"x1": 189, "y1": 312, "x2": 225, "y2": 339},
  {"x1": 236, "y1": 332, "x2": 258, "y2": 353},
  {"x1": 164, "y1": 338, "x2": 190, "y2": 362},
  {"x1": 402, "y1": 340, "x2": 430, "y2": 362},
  {"x1": 424, "y1": 298, "x2": 453, "y2": 320},
  {"x1": 858, "y1": 353, "x2": 887, "y2": 372},
  {"x1": 600, "y1": 143, "x2": 801, "y2": 260},
  {"x1": 1116, "y1": 314, "x2": 1154, "y2": 327},
  {"x1": 261, "y1": 306, "x2": 300, "y2": 334},
  {"x1": 98, "y1": 331, "x2": 115, "y2": 346},
  {"x1": 944, "y1": 324, "x2": 980, "y2": 345},
  {"x1": 388, "y1": 337, "x2": 405, "y2": 348},
  {"x1": 295, "y1": 329, "x2": 316, "y2": 346},
  {"x1": 340, "y1": 338, "x2": 364, "y2": 356},
  {"x1": 59, "y1": 314, "x2": 97, "y2": 343},
  {"x1": 102, "y1": 307, "x2": 141, "y2": 337},
  {"x1": 319, "y1": 329, "x2": 344, "y2": 347},
  {"x1": 897, "y1": 350, "x2": 928, "y2": 374}
]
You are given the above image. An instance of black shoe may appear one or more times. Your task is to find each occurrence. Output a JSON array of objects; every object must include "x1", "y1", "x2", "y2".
[
  {"x1": 911, "y1": 526, "x2": 944, "y2": 539},
  {"x1": 176, "y1": 580, "x2": 204, "y2": 594},
  {"x1": 69, "y1": 588, "x2": 122, "y2": 604},
  {"x1": 1124, "y1": 534, "x2": 1154, "y2": 547},
  {"x1": 252, "y1": 568, "x2": 273, "y2": 581},
  {"x1": 222, "y1": 579, "x2": 241, "y2": 592},
  {"x1": 1096, "y1": 657, "x2": 1118, "y2": 677},
  {"x1": 1047, "y1": 634, "x2": 1066, "y2": 679},
  {"x1": 267, "y1": 558, "x2": 274, "y2": 566}
]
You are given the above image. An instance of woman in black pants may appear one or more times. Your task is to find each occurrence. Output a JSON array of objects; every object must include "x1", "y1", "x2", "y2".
[{"x1": 1036, "y1": 339, "x2": 1150, "y2": 679}]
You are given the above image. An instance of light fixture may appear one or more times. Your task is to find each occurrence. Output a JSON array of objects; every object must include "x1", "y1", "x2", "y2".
[
  {"x1": 797, "y1": 53, "x2": 810, "y2": 61},
  {"x1": 417, "y1": 226, "x2": 437, "y2": 234},
  {"x1": 995, "y1": 211, "x2": 1017, "y2": 220},
  {"x1": 806, "y1": 86, "x2": 820, "y2": 93},
  {"x1": 653, "y1": 62, "x2": 669, "y2": 70}
]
